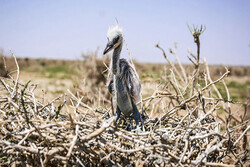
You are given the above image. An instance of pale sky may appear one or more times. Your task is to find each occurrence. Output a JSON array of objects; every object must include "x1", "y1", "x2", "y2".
[{"x1": 0, "y1": 0, "x2": 249, "y2": 65}]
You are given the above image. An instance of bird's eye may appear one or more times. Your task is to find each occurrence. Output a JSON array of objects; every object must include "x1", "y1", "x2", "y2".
[{"x1": 113, "y1": 36, "x2": 120, "y2": 44}]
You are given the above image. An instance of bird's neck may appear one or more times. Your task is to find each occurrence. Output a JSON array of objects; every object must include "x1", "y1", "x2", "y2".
[{"x1": 112, "y1": 43, "x2": 122, "y2": 75}]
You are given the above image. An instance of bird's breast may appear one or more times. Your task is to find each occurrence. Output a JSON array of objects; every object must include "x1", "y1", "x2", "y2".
[{"x1": 115, "y1": 77, "x2": 133, "y2": 115}]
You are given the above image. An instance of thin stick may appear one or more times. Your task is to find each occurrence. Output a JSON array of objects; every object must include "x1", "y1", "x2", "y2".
[{"x1": 10, "y1": 50, "x2": 19, "y2": 98}]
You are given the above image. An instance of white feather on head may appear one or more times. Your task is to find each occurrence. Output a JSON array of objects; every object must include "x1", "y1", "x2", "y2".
[{"x1": 107, "y1": 25, "x2": 123, "y2": 41}]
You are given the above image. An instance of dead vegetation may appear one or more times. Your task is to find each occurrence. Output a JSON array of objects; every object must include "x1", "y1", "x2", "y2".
[{"x1": 0, "y1": 25, "x2": 249, "y2": 166}]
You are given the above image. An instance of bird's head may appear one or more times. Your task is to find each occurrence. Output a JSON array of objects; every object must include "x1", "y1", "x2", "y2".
[{"x1": 103, "y1": 25, "x2": 123, "y2": 55}]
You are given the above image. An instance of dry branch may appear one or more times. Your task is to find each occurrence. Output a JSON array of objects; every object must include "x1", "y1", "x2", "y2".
[{"x1": 0, "y1": 34, "x2": 248, "y2": 166}]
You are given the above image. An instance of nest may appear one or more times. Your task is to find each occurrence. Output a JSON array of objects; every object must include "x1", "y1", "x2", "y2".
[{"x1": 0, "y1": 29, "x2": 249, "y2": 166}]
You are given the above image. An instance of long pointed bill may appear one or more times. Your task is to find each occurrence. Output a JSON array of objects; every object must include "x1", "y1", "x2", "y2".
[{"x1": 103, "y1": 43, "x2": 113, "y2": 55}]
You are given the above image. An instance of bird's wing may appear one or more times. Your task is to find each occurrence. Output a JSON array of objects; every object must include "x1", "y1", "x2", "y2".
[{"x1": 120, "y1": 59, "x2": 141, "y2": 103}]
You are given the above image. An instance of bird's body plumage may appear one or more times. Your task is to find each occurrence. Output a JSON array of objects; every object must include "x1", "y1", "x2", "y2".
[{"x1": 107, "y1": 58, "x2": 141, "y2": 116}]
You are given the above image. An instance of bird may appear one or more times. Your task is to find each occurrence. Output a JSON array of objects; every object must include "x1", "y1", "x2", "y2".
[{"x1": 103, "y1": 25, "x2": 144, "y2": 131}]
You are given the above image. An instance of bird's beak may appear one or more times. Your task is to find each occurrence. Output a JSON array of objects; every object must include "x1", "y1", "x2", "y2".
[{"x1": 103, "y1": 42, "x2": 114, "y2": 55}]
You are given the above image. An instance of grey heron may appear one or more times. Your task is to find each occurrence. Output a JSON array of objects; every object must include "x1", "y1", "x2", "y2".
[{"x1": 103, "y1": 25, "x2": 144, "y2": 131}]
